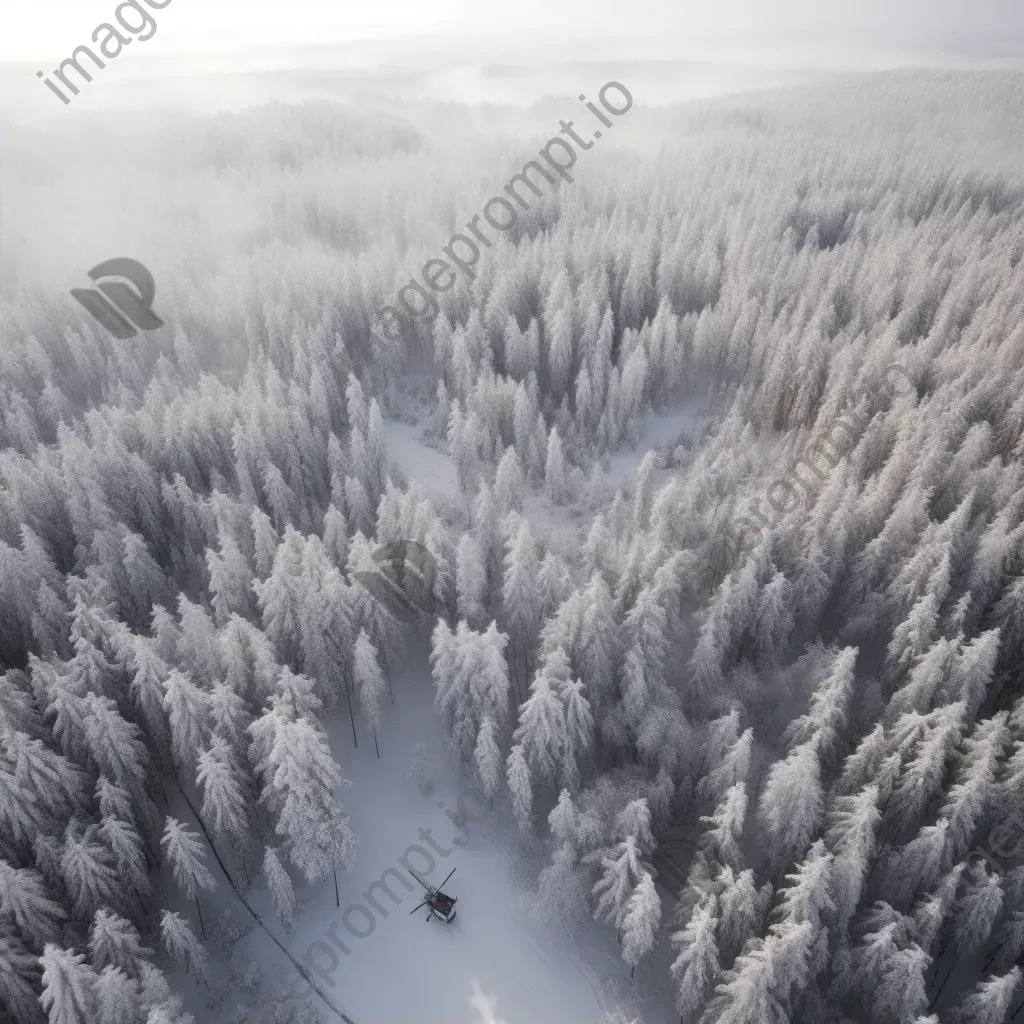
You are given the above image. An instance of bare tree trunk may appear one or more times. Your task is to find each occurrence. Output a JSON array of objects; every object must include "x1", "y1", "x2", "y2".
[
  {"x1": 374, "y1": 730, "x2": 380, "y2": 758},
  {"x1": 334, "y1": 864, "x2": 340, "y2": 908},
  {"x1": 928, "y1": 962, "x2": 955, "y2": 1011},
  {"x1": 983, "y1": 943, "x2": 1002, "y2": 973},
  {"x1": 195, "y1": 896, "x2": 206, "y2": 939},
  {"x1": 385, "y1": 657, "x2": 395, "y2": 705},
  {"x1": 343, "y1": 669, "x2": 358, "y2": 747},
  {"x1": 509, "y1": 638, "x2": 522, "y2": 699}
]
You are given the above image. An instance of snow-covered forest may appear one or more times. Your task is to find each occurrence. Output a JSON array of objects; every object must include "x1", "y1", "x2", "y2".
[{"x1": 3, "y1": 66, "x2": 1024, "y2": 1024}]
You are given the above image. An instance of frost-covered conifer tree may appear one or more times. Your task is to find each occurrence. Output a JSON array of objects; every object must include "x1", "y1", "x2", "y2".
[
  {"x1": 89, "y1": 908, "x2": 151, "y2": 978},
  {"x1": 621, "y1": 872, "x2": 661, "y2": 973},
  {"x1": 39, "y1": 944, "x2": 97, "y2": 1024},
  {"x1": 94, "y1": 965, "x2": 138, "y2": 1024},
  {"x1": 60, "y1": 824, "x2": 120, "y2": 920},
  {"x1": 265, "y1": 716, "x2": 356, "y2": 889},
  {"x1": 0, "y1": 858, "x2": 65, "y2": 948},
  {"x1": 162, "y1": 671, "x2": 210, "y2": 772},
  {"x1": 757, "y1": 741, "x2": 824, "y2": 871},
  {"x1": 161, "y1": 818, "x2": 216, "y2": 936},
  {"x1": 950, "y1": 967, "x2": 1021, "y2": 1024},
  {"x1": 263, "y1": 846, "x2": 298, "y2": 931},
  {"x1": 671, "y1": 897, "x2": 721, "y2": 1023},
  {"x1": 159, "y1": 911, "x2": 209, "y2": 986},
  {"x1": 354, "y1": 630, "x2": 387, "y2": 755}
]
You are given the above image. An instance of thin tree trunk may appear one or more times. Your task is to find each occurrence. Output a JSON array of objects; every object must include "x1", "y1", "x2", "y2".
[
  {"x1": 343, "y1": 669, "x2": 358, "y2": 747},
  {"x1": 928, "y1": 962, "x2": 955, "y2": 1011},
  {"x1": 866, "y1": 821, "x2": 899, "y2": 881},
  {"x1": 385, "y1": 657, "x2": 394, "y2": 706},
  {"x1": 173, "y1": 778, "x2": 356, "y2": 1024},
  {"x1": 930, "y1": 938, "x2": 951, "y2": 976},
  {"x1": 983, "y1": 943, "x2": 1002, "y2": 973},
  {"x1": 195, "y1": 896, "x2": 206, "y2": 939},
  {"x1": 509, "y1": 639, "x2": 522, "y2": 694},
  {"x1": 374, "y1": 730, "x2": 380, "y2": 758},
  {"x1": 334, "y1": 864, "x2": 340, "y2": 908}
]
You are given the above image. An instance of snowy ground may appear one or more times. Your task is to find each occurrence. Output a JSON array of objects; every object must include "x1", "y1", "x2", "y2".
[
  {"x1": 386, "y1": 420, "x2": 460, "y2": 501},
  {"x1": 599, "y1": 397, "x2": 710, "y2": 490},
  {"x1": 201, "y1": 640, "x2": 676, "y2": 1024},
  {"x1": 180, "y1": 405, "x2": 711, "y2": 1024},
  {"x1": 385, "y1": 397, "x2": 711, "y2": 502}
]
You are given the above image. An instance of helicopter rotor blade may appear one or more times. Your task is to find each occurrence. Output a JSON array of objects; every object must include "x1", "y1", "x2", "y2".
[
  {"x1": 407, "y1": 869, "x2": 428, "y2": 890},
  {"x1": 438, "y1": 867, "x2": 456, "y2": 890},
  {"x1": 409, "y1": 901, "x2": 428, "y2": 915}
]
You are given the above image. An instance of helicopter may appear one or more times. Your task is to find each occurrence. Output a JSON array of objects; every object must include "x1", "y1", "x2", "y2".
[{"x1": 408, "y1": 867, "x2": 458, "y2": 923}]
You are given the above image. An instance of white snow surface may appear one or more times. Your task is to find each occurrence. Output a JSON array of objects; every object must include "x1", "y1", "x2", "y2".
[
  {"x1": 386, "y1": 421, "x2": 460, "y2": 500},
  {"x1": 204, "y1": 639, "x2": 672, "y2": 1024}
]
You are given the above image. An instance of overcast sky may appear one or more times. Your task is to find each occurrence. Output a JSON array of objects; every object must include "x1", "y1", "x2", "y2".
[{"x1": 5, "y1": 0, "x2": 1023, "y2": 64}]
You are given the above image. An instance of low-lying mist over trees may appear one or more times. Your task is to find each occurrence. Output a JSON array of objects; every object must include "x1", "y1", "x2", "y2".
[{"x1": 2, "y1": 67, "x2": 1024, "y2": 1024}]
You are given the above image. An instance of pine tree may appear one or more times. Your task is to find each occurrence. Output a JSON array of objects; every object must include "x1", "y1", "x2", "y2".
[
  {"x1": 699, "y1": 783, "x2": 747, "y2": 873},
  {"x1": 507, "y1": 745, "x2": 532, "y2": 830},
  {"x1": 196, "y1": 737, "x2": 252, "y2": 852},
  {"x1": 757, "y1": 741, "x2": 824, "y2": 870},
  {"x1": 162, "y1": 670, "x2": 210, "y2": 772},
  {"x1": 544, "y1": 427, "x2": 568, "y2": 504},
  {"x1": 698, "y1": 933, "x2": 790, "y2": 1024},
  {"x1": 502, "y1": 519, "x2": 540, "y2": 676},
  {"x1": 161, "y1": 818, "x2": 216, "y2": 936},
  {"x1": 474, "y1": 715, "x2": 503, "y2": 797},
  {"x1": 39, "y1": 944, "x2": 97, "y2": 1024},
  {"x1": 159, "y1": 911, "x2": 210, "y2": 986},
  {"x1": 266, "y1": 716, "x2": 356, "y2": 886},
  {"x1": 824, "y1": 784, "x2": 880, "y2": 937},
  {"x1": 89, "y1": 908, "x2": 151, "y2": 978},
  {"x1": 99, "y1": 812, "x2": 151, "y2": 906},
  {"x1": 322, "y1": 504, "x2": 349, "y2": 569},
  {"x1": 60, "y1": 824, "x2": 120, "y2": 919},
  {"x1": 589, "y1": 835, "x2": 647, "y2": 934},
  {"x1": 952, "y1": 864, "x2": 1003, "y2": 956},
  {"x1": 871, "y1": 943, "x2": 930, "y2": 1024},
  {"x1": 716, "y1": 866, "x2": 762, "y2": 968},
  {"x1": 494, "y1": 448, "x2": 526, "y2": 514},
  {"x1": 81, "y1": 692, "x2": 152, "y2": 797},
  {"x1": 621, "y1": 872, "x2": 661, "y2": 973},
  {"x1": 513, "y1": 671, "x2": 567, "y2": 788},
  {"x1": 951, "y1": 968, "x2": 1021, "y2": 1024},
  {"x1": 353, "y1": 630, "x2": 387, "y2": 755},
  {"x1": 0, "y1": 858, "x2": 65, "y2": 948},
  {"x1": 94, "y1": 965, "x2": 138, "y2": 1024},
  {"x1": 672, "y1": 898, "x2": 721, "y2": 1023},
  {"x1": 263, "y1": 846, "x2": 298, "y2": 931},
  {"x1": 0, "y1": 933, "x2": 43, "y2": 1024}
]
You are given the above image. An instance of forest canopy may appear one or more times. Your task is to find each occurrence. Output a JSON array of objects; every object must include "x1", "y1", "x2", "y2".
[{"x1": 2, "y1": 68, "x2": 1024, "y2": 1024}]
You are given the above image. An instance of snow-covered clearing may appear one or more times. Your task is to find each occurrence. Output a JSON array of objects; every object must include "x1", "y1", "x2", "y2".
[
  {"x1": 387, "y1": 397, "x2": 710, "y2": 502},
  {"x1": 386, "y1": 421, "x2": 460, "y2": 501},
  {"x1": 598, "y1": 397, "x2": 710, "y2": 491},
  {"x1": 209, "y1": 639, "x2": 673, "y2": 1024}
]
